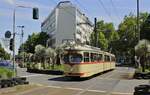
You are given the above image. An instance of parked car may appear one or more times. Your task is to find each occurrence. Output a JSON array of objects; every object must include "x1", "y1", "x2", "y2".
[{"x1": 0, "y1": 60, "x2": 14, "y2": 70}]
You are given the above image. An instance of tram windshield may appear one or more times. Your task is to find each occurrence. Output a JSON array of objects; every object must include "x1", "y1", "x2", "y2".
[{"x1": 63, "y1": 53, "x2": 82, "y2": 63}]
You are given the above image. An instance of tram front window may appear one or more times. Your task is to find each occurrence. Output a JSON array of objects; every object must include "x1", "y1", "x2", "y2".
[{"x1": 63, "y1": 53, "x2": 82, "y2": 63}]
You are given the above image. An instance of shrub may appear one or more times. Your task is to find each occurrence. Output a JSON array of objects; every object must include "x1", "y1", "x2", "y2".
[{"x1": 0, "y1": 67, "x2": 15, "y2": 79}]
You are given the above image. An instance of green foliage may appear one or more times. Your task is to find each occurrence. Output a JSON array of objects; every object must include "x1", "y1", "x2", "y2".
[
  {"x1": 90, "y1": 20, "x2": 118, "y2": 51},
  {"x1": 140, "y1": 13, "x2": 150, "y2": 40},
  {"x1": 35, "y1": 45, "x2": 46, "y2": 61},
  {"x1": 98, "y1": 32, "x2": 108, "y2": 50},
  {"x1": 90, "y1": 12, "x2": 149, "y2": 65},
  {"x1": 0, "y1": 67, "x2": 14, "y2": 79},
  {"x1": 19, "y1": 32, "x2": 49, "y2": 53},
  {"x1": 115, "y1": 12, "x2": 149, "y2": 64}
]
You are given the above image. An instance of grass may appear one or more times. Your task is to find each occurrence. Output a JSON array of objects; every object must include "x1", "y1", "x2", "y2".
[
  {"x1": 0, "y1": 67, "x2": 15, "y2": 79},
  {"x1": 27, "y1": 62, "x2": 64, "y2": 71}
]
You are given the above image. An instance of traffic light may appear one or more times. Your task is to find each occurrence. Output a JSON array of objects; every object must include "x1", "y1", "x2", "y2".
[
  {"x1": 9, "y1": 38, "x2": 14, "y2": 51},
  {"x1": 33, "y1": 8, "x2": 39, "y2": 20}
]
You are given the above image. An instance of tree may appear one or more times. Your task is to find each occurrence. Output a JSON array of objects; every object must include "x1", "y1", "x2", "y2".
[
  {"x1": 140, "y1": 13, "x2": 150, "y2": 40},
  {"x1": 55, "y1": 46, "x2": 65, "y2": 65},
  {"x1": 116, "y1": 12, "x2": 149, "y2": 64},
  {"x1": 19, "y1": 32, "x2": 49, "y2": 53},
  {"x1": 35, "y1": 45, "x2": 46, "y2": 69},
  {"x1": 135, "y1": 39, "x2": 150, "y2": 71},
  {"x1": 90, "y1": 20, "x2": 118, "y2": 51},
  {"x1": 45, "y1": 48, "x2": 56, "y2": 69},
  {"x1": 97, "y1": 32, "x2": 108, "y2": 50}
]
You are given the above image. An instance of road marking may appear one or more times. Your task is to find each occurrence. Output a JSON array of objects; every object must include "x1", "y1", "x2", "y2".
[
  {"x1": 20, "y1": 74, "x2": 43, "y2": 77},
  {"x1": 35, "y1": 83, "x2": 106, "y2": 93},
  {"x1": 87, "y1": 90, "x2": 106, "y2": 93},
  {"x1": 47, "y1": 85, "x2": 62, "y2": 88},
  {"x1": 111, "y1": 92, "x2": 133, "y2": 95},
  {"x1": 66, "y1": 87, "x2": 83, "y2": 91},
  {"x1": 31, "y1": 83, "x2": 133, "y2": 95}
]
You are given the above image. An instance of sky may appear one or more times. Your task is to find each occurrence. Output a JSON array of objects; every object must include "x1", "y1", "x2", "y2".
[{"x1": 0, "y1": 0, "x2": 150, "y2": 54}]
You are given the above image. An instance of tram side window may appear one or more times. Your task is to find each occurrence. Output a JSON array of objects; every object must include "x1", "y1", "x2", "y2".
[
  {"x1": 111, "y1": 56, "x2": 116, "y2": 62},
  {"x1": 70, "y1": 54, "x2": 82, "y2": 63},
  {"x1": 63, "y1": 54, "x2": 69, "y2": 63},
  {"x1": 91, "y1": 53, "x2": 97, "y2": 62},
  {"x1": 104, "y1": 55, "x2": 107, "y2": 61},
  {"x1": 108, "y1": 56, "x2": 110, "y2": 62},
  {"x1": 98, "y1": 54, "x2": 103, "y2": 61},
  {"x1": 104, "y1": 55, "x2": 110, "y2": 62},
  {"x1": 84, "y1": 52, "x2": 90, "y2": 62}
]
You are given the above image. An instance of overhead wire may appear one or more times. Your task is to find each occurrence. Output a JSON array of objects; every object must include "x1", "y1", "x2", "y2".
[
  {"x1": 109, "y1": 0, "x2": 121, "y2": 21},
  {"x1": 97, "y1": 0, "x2": 113, "y2": 21},
  {"x1": 74, "y1": 0, "x2": 89, "y2": 13},
  {"x1": 73, "y1": 0, "x2": 93, "y2": 20}
]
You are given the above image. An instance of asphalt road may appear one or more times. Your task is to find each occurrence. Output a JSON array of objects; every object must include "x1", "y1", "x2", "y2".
[{"x1": 16, "y1": 67, "x2": 149, "y2": 95}]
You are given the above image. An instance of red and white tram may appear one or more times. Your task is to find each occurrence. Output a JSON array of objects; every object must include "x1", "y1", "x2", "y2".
[{"x1": 63, "y1": 45, "x2": 116, "y2": 78}]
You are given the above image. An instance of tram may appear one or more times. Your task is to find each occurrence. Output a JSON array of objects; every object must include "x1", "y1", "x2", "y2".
[{"x1": 63, "y1": 44, "x2": 116, "y2": 78}]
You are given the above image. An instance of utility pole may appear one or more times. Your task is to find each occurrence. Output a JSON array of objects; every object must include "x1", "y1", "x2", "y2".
[
  {"x1": 12, "y1": 4, "x2": 39, "y2": 77},
  {"x1": 94, "y1": 18, "x2": 98, "y2": 47},
  {"x1": 13, "y1": 9, "x2": 16, "y2": 76},
  {"x1": 17, "y1": 25, "x2": 24, "y2": 66},
  {"x1": 137, "y1": 0, "x2": 140, "y2": 41}
]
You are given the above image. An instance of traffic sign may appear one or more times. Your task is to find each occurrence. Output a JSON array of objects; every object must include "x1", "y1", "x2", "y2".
[{"x1": 5, "y1": 31, "x2": 11, "y2": 38}]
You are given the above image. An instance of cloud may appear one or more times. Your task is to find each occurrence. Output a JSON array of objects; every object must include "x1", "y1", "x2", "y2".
[
  {"x1": 16, "y1": 0, "x2": 51, "y2": 11},
  {"x1": 3, "y1": 0, "x2": 15, "y2": 5}
]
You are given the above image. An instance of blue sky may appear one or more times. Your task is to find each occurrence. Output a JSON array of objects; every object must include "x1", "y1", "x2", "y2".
[{"x1": 0, "y1": 0, "x2": 150, "y2": 53}]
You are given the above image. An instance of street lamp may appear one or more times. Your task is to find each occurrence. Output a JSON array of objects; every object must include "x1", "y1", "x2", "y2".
[
  {"x1": 137, "y1": 0, "x2": 140, "y2": 41},
  {"x1": 12, "y1": 5, "x2": 39, "y2": 77}
]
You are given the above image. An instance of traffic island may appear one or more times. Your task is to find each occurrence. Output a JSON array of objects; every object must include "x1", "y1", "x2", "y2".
[
  {"x1": 134, "y1": 72, "x2": 150, "y2": 79},
  {"x1": 134, "y1": 85, "x2": 150, "y2": 95},
  {"x1": 0, "y1": 77, "x2": 29, "y2": 89},
  {"x1": 27, "y1": 68, "x2": 64, "y2": 75}
]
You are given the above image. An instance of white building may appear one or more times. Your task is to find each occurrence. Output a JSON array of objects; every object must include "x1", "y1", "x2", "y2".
[
  {"x1": 0, "y1": 38, "x2": 11, "y2": 53},
  {"x1": 41, "y1": 1, "x2": 93, "y2": 48}
]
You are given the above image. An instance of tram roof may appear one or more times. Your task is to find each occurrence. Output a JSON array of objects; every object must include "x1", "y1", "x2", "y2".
[
  {"x1": 65, "y1": 45, "x2": 99, "y2": 51},
  {"x1": 65, "y1": 44, "x2": 115, "y2": 56}
]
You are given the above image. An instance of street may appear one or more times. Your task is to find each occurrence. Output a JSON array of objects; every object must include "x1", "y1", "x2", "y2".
[
  {"x1": 13, "y1": 67, "x2": 149, "y2": 95},
  {"x1": 0, "y1": 0, "x2": 150, "y2": 95}
]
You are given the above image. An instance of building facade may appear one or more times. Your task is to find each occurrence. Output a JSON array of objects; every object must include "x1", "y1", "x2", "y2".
[
  {"x1": 41, "y1": 1, "x2": 93, "y2": 48},
  {"x1": 0, "y1": 38, "x2": 11, "y2": 53}
]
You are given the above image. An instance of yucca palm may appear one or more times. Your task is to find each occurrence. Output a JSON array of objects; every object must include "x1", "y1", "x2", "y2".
[
  {"x1": 45, "y1": 47, "x2": 56, "y2": 69},
  {"x1": 35, "y1": 45, "x2": 46, "y2": 69}
]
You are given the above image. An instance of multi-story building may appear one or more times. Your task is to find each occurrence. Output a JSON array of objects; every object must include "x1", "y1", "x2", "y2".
[
  {"x1": 0, "y1": 38, "x2": 11, "y2": 53},
  {"x1": 41, "y1": 1, "x2": 93, "y2": 48}
]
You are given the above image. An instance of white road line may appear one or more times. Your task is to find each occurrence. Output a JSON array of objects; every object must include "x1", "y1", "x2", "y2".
[
  {"x1": 47, "y1": 85, "x2": 62, "y2": 88},
  {"x1": 31, "y1": 83, "x2": 133, "y2": 95},
  {"x1": 111, "y1": 92, "x2": 133, "y2": 95},
  {"x1": 20, "y1": 74, "x2": 43, "y2": 77},
  {"x1": 65, "y1": 87, "x2": 83, "y2": 91},
  {"x1": 87, "y1": 90, "x2": 106, "y2": 93}
]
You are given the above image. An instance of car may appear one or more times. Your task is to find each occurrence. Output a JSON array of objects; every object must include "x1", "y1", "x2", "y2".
[
  {"x1": 0, "y1": 60, "x2": 14, "y2": 70},
  {"x1": 116, "y1": 62, "x2": 122, "y2": 66}
]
